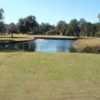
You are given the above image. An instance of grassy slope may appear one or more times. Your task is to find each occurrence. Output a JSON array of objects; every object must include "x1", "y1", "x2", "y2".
[
  {"x1": 73, "y1": 38, "x2": 100, "y2": 50},
  {"x1": 0, "y1": 52, "x2": 100, "y2": 100}
]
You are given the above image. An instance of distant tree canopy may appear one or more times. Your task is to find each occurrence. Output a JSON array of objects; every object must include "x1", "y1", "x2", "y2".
[
  {"x1": 0, "y1": 8, "x2": 6, "y2": 33},
  {"x1": 39, "y1": 23, "x2": 55, "y2": 35},
  {"x1": 0, "y1": 8, "x2": 4, "y2": 20},
  {"x1": 56, "y1": 21, "x2": 67, "y2": 35},
  {"x1": 17, "y1": 15, "x2": 39, "y2": 34},
  {"x1": 0, "y1": 8, "x2": 100, "y2": 37}
]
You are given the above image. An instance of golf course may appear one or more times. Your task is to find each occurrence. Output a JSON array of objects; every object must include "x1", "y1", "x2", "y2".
[
  {"x1": 0, "y1": 52, "x2": 100, "y2": 100},
  {"x1": 0, "y1": 0, "x2": 100, "y2": 99}
]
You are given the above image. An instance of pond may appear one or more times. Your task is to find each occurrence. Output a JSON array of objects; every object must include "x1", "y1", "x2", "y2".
[
  {"x1": 0, "y1": 39, "x2": 75, "y2": 52},
  {"x1": 34, "y1": 39, "x2": 75, "y2": 52}
]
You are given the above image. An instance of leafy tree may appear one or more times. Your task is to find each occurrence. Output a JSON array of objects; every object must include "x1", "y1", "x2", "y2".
[
  {"x1": 79, "y1": 18, "x2": 87, "y2": 36},
  {"x1": 79, "y1": 19, "x2": 96, "y2": 36},
  {"x1": 7, "y1": 23, "x2": 18, "y2": 38},
  {"x1": 0, "y1": 8, "x2": 6, "y2": 34},
  {"x1": 95, "y1": 23, "x2": 100, "y2": 32},
  {"x1": 39, "y1": 23, "x2": 55, "y2": 35},
  {"x1": 17, "y1": 18, "x2": 27, "y2": 33},
  {"x1": 46, "y1": 29, "x2": 57, "y2": 35},
  {"x1": 90, "y1": 24, "x2": 96, "y2": 36},
  {"x1": 0, "y1": 8, "x2": 4, "y2": 20},
  {"x1": 0, "y1": 22, "x2": 6, "y2": 33},
  {"x1": 56, "y1": 21, "x2": 67, "y2": 35},
  {"x1": 67, "y1": 19, "x2": 80, "y2": 36},
  {"x1": 85, "y1": 22, "x2": 93, "y2": 36},
  {"x1": 17, "y1": 15, "x2": 39, "y2": 34},
  {"x1": 25, "y1": 15, "x2": 39, "y2": 34},
  {"x1": 97, "y1": 14, "x2": 100, "y2": 23}
]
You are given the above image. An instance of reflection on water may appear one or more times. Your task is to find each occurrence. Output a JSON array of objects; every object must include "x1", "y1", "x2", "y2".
[
  {"x1": 34, "y1": 39, "x2": 74, "y2": 52},
  {"x1": 0, "y1": 39, "x2": 75, "y2": 52}
]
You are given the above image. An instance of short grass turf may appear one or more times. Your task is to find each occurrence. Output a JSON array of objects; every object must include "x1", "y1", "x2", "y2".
[{"x1": 0, "y1": 52, "x2": 100, "y2": 100}]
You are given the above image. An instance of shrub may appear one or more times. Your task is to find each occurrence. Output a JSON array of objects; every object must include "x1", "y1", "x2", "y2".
[{"x1": 69, "y1": 46, "x2": 77, "y2": 52}]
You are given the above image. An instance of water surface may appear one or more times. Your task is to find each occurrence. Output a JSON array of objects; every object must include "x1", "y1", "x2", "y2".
[{"x1": 34, "y1": 39, "x2": 74, "y2": 52}]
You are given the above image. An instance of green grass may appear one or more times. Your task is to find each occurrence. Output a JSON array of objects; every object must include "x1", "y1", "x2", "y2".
[
  {"x1": 0, "y1": 34, "x2": 33, "y2": 41},
  {"x1": 73, "y1": 38, "x2": 100, "y2": 48},
  {"x1": 0, "y1": 52, "x2": 100, "y2": 100},
  {"x1": 0, "y1": 34, "x2": 77, "y2": 41},
  {"x1": 72, "y1": 38, "x2": 100, "y2": 53}
]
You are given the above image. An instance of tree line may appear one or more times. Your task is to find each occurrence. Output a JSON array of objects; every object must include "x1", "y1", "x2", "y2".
[{"x1": 0, "y1": 8, "x2": 100, "y2": 37}]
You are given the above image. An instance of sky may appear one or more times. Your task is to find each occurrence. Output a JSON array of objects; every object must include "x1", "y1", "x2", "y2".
[{"x1": 0, "y1": 0, "x2": 100, "y2": 24}]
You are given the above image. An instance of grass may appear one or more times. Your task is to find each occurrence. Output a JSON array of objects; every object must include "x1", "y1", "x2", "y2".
[
  {"x1": 0, "y1": 34, "x2": 78, "y2": 41},
  {"x1": 74, "y1": 38, "x2": 100, "y2": 48},
  {"x1": 0, "y1": 52, "x2": 100, "y2": 100},
  {"x1": 33, "y1": 35, "x2": 78, "y2": 40},
  {"x1": 0, "y1": 34, "x2": 33, "y2": 41},
  {"x1": 72, "y1": 38, "x2": 100, "y2": 53}
]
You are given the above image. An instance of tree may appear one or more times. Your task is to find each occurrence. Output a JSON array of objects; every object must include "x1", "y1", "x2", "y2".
[
  {"x1": 85, "y1": 23, "x2": 93, "y2": 36},
  {"x1": 79, "y1": 18, "x2": 87, "y2": 36},
  {"x1": 79, "y1": 19, "x2": 96, "y2": 36},
  {"x1": 0, "y1": 8, "x2": 6, "y2": 34},
  {"x1": 0, "y1": 8, "x2": 4, "y2": 20},
  {"x1": 39, "y1": 23, "x2": 55, "y2": 35},
  {"x1": 90, "y1": 23, "x2": 96, "y2": 36},
  {"x1": 56, "y1": 21, "x2": 67, "y2": 35},
  {"x1": 7, "y1": 23, "x2": 18, "y2": 38},
  {"x1": 94, "y1": 23, "x2": 100, "y2": 37},
  {"x1": 0, "y1": 22, "x2": 6, "y2": 33},
  {"x1": 97, "y1": 14, "x2": 100, "y2": 23},
  {"x1": 17, "y1": 18, "x2": 27, "y2": 33},
  {"x1": 67, "y1": 19, "x2": 80, "y2": 36},
  {"x1": 25, "y1": 15, "x2": 39, "y2": 34},
  {"x1": 17, "y1": 15, "x2": 39, "y2": 34}
]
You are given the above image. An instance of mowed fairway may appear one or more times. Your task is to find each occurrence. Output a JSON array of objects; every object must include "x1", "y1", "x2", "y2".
[{"x1": 0, "y1": 52, "x2": 100, "y2": 100}]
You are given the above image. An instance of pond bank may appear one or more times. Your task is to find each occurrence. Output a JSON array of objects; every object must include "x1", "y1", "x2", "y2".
[{"x1": 33, "y1": 35, "x2": 78, "y2": 40}]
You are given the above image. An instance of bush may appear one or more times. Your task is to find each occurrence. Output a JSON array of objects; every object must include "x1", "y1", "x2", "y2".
[
  {"x1": 83, "y1": 46, "x2": 100, "y2": 53},
  {"x1": 69, "y1": 46, "x2": 77, "y2": 52}
]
